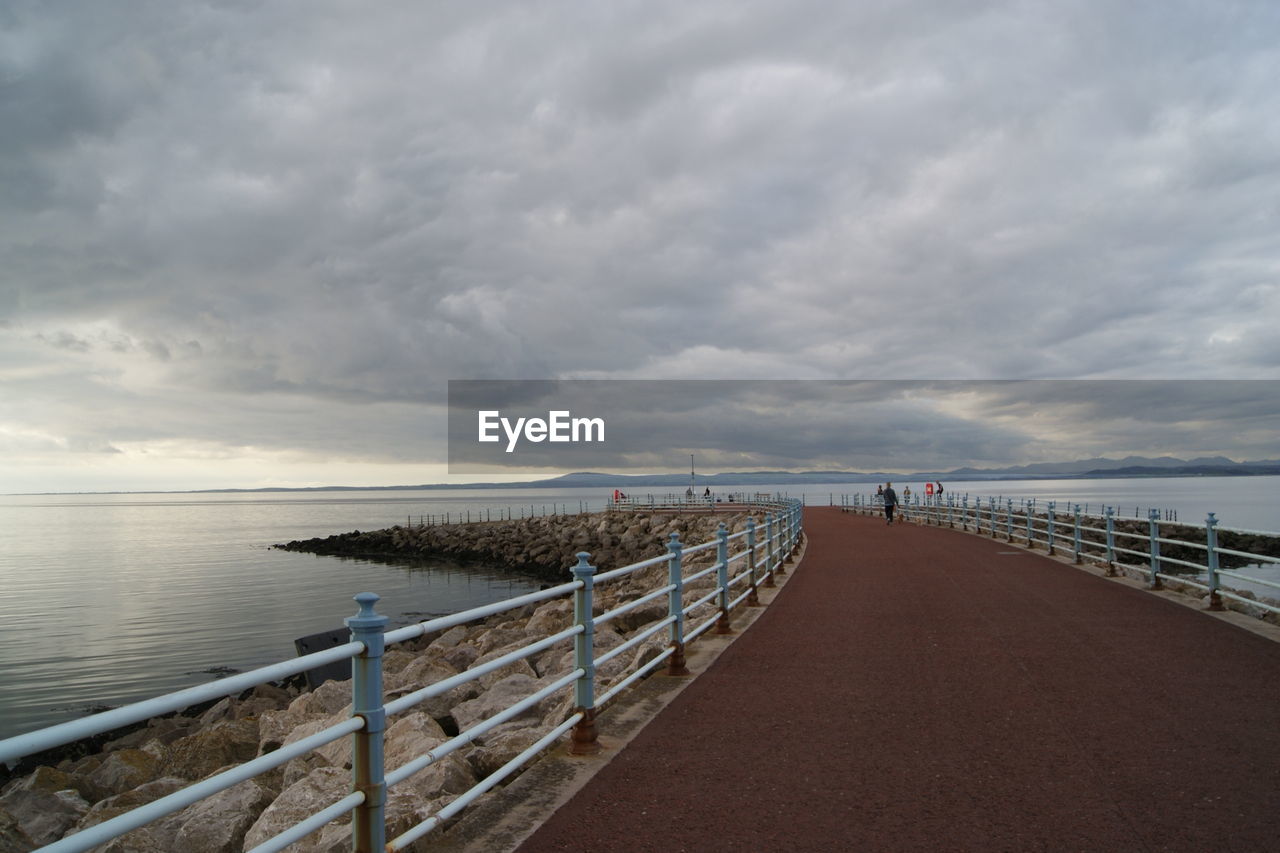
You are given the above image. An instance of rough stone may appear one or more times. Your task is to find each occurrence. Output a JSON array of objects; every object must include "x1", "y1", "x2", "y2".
[
  {"x1": 525, "y1": 599, "x2": 573, "y2": 637},
  {"x1": 385, "y1": 657, "x2": 476, "y2": 721},
  {"x1": 0, "y1": 807, "x2": 35, "y2": 853},
  {"x1": 4, "y1": 510, "x2": 758, "y2": 853},
  {"x1": 287, "y1": 679, "x2": 352, "y2": 718},
  {"x1": 0, "y1": 784, "x2": 89, "y2": 847},
  {"x1": 441, "y1": 643, "x2": 481, "y2": 672},
  {"x1": 242, "y1": 767, "x2": 349, "y2": 852},
  {"x1": 197, "y1": 697, "x2": 237, "y2": 727},
  {"x1": 159, "y1": 720, "x2": 258, "y2": 781},
  {"x1": 450, "y1": 674, "x2": 545, "y2": 736},
  {"x1": 472, "y1": 651, "x2": 538, "y2": 692},
  {"x1": 170, "y1": 777, "x2": 276, "y2": 853},
  {"x1": 83, "y1": 749, "x2": 159, "y2": 801},
  {"x1": 74, "y1": 777, "x2": 186, "y2": 845}
]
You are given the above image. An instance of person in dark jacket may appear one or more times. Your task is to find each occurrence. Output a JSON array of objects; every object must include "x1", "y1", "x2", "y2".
[{"x1": 882, "y1": 482, "x2": 898, "y2": 525}]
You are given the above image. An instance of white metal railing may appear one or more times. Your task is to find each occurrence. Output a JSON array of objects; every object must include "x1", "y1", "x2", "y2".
[
  {"x1": 838, "y1": 492, "x2": 1280, "y2": 617},
  {"x1": 0, "y1": 498, "x2": 804, "y2": 853}
]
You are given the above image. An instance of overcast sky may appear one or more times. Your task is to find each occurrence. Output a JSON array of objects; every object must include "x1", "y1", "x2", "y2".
[{"x1": 2, "y1": 1, "x2": 1278, "y2": 492}]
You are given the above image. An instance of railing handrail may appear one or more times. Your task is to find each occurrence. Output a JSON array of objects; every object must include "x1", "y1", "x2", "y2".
[
  {"x1": 837, "y1": 491, "x2": 1280, "y2": 617},
  {"x1": 2, "y1": 497, "x2": 805, "y2": 853}
]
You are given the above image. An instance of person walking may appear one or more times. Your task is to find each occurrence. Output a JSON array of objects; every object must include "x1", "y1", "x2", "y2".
[{"x1": 882, "y1": 482, "x2": 898, "y2": 525}]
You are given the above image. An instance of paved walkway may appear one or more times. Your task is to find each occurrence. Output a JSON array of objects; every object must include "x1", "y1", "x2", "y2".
[{"x1": 516, "y1": 506, "x2": 1280, "y2": 852}]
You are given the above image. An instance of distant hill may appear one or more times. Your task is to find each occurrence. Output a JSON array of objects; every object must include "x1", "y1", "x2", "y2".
[
  {"x1": 86, "y1": 455, "x2": 1279, "y2": 496},
  {"x1": 483, "y1": 457, "x2": 1280, "y2": 489}
]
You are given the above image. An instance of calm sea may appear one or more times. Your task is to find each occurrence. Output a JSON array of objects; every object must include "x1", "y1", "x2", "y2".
[{"x1": 1, "y1": 476, "x2": 1276, "y2": 742}]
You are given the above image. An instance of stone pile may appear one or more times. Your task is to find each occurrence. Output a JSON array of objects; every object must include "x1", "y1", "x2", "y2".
[
  {"x1": 0, "y1": 511, "x2": 760, "y2": 852},
  {"x1": 275, "y1": 507, "x2": 774, "y2": 581}
]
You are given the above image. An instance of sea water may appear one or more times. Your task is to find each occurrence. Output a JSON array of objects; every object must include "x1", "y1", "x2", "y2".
[{"x1": 0, "y1": 476, "x2": 1276, "y2": 741}]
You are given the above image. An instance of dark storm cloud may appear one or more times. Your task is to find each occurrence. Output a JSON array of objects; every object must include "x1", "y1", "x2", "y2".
[{"x1": 2, "y1": 2, "x2": 1278, "y2": 488}]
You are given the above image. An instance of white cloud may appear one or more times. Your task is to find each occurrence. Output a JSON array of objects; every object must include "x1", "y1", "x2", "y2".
[{"x1": 2, "y1": 1, "x2": 1278, "y2": 489}]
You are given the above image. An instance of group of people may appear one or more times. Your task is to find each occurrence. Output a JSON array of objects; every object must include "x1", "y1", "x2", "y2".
[{"x1": 876, "y1": 481, "x2": 943, "y2": 525}]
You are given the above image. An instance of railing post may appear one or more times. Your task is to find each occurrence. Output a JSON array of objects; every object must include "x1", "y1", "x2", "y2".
[
  {"x1": 1148, "y1": 509, "x2": 1162, "y2": 589},
  {"x1": 1006, "y1": 499, "x2": 1014, "y2": 541},
  {"x1": 774, "y1": 512, "x2": 788, "y2": 577},
  {"x1": 988, "y1": 497, "x2": 996, "y2": 536},
  {"x1": 666, "y1": 533, "x2": 691, "y2": 675},
  {"x1": 1073, "y1": 504, "x2": 1083, "y2": 563},
  {"x1": 781, "y1": 506, "x2": 791, "y2": 553},
  {"x1": 1025, "y1": 503, "x2": 1033, "y2": 547},
  {"x1": 761, "y1": 515, "x2": 777, "y2": 586},
  {"x1": 1205, "y1": 513, "x2": 1223, "y2": 611},
  {"x1": 961, "y1": 496, "x2": 968, "y2": 531},
  {"x1": 1104, "y1": 507, "x2": 1117, "y2": 575},
  {"x1": 1046, "y1": 501, "x2": 1056, "y2": 556},
  {"x1": 347, "y1": 592, "x2": 388, "y2": 853},
  {"x1": 570, "y1": 552, "x2": 601, "y2": 754},
  {"x1": 716, "y1": 523, "x2": 734, "y2": 633},
  {"x1": 746, "y1": 517, "x2": 762, "y2": 604},
  {"x1": 768, "y1": 512, "x2": 778, "y2": 578}
]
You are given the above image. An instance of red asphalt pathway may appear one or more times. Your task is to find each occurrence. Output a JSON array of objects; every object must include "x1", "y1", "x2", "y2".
[{"x1": 517, "y1": 506, "x2": 1280, "y2": 852}]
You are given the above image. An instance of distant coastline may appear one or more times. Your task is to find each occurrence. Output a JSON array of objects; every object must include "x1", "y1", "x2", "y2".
[{"x1": 12, "y1": 455, "x2": 1280, "y2": 496}]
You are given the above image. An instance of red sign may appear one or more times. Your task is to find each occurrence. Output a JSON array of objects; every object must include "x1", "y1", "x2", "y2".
[{"x1": 925, "y1": 482, "x2": 935, "y2": 496}]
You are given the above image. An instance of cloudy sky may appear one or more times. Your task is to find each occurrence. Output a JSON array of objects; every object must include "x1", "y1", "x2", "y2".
[{"x1": 2, "y1": 1, "x2": 1278, "y2": 492}]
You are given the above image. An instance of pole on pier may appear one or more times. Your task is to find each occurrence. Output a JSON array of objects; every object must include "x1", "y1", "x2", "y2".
[
  {"x1": 1147, "y1": 509, "x2": 1163, "y2": 589},
  {"x1": 665, "y1": 533, "x2": 690, "y2": 675},
  {"x1": 746, "y1": 517, "x2": 761, "y2": 606},
  {"x1": 716, "y1": 523, "x2": 734, "y2": 634},
  {"x1": 570, "y1": 553, "x2": 601, "y2": 754},
  {"x1": 1104, "y1": 507, "x2": 1117, "y2": 576},
  {"x1": 347, "y1": 593, "x2": 388, "y2": 853},
  {"x1": 1205, "y1": 513, "x2": 1223, "y2": 611}
]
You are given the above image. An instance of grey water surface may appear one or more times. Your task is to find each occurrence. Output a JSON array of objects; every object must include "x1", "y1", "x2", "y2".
[{"x1": 1, "y1": 476, "x2": 1276, "y2": 741}]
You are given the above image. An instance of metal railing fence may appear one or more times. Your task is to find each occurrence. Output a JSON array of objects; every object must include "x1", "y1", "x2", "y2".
[
  {"x1": 0, "y1": 498, "x2": 803, "y2": 853},
  {"x1": 838, "y1": 492, "x2": 1280, "y2": 616},
  {"x1": 407, "y1": 501, "x2": 594, "y2": 527}
]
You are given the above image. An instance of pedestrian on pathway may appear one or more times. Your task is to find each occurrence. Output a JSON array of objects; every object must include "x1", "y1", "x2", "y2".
[{"x1": 882, "y1": 482, "x2": 898, "y2": 525}]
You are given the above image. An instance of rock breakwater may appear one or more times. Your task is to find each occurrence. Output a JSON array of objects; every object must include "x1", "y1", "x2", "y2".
[
  {"x1": 2, "y1": 510, "x2": 763, "y2": 852},
  {"x1": 274, "y1": 509, "x2": 757, "y2": 583}
]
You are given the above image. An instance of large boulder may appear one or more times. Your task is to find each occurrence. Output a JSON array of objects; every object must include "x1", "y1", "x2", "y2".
[
  {"x1": 463, "y1": 727, "x2": 545, "y2": 781},
  {"x1": 429, "y1": 625, "x2": 471, "y2": 650},
  {"x1": 449, "y1": 674, "x2": 543, "y2": 736},
  {"x1": 242, "y1": 767, "x2": 348, "y2": 852},
  {"x1": 0, "y1": 769, "x2": 91, "y2": 848},
  {"x1": 72, "y1": 777, "x2": 187, "y2": 851},
  {"x1": 524, "y1": 599, "x2": 572, "y2": 637},
  {"x1": 159, "y1": 720, "x2": 258, "y2": 781},
  {"x1": 103, "y1": 716, "x2": 197, "y2": 753},
  {"x1": 471, "y1": 651, "x2": 537, "y2": 693},
  {"x1": 169, "y1": 777, "x2": 276, "y2": 853},
  {"x1": 441, "y1": 643, "x2": 481, "y2": 672},
  {"x1": 83, "y1": 749, "x2": 159, "y2": 801},
  {"x1": 0, "y1": 807, "x2": 35, "y2": 852},
  {"x1": 287, "y1": 680, "x2": 352, "y2": 718},
  {"x1": 384, "y1": 657, "x2": 476, "y2": 721}
]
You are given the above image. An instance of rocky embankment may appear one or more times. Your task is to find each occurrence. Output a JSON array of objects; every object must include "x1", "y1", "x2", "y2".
[
  {"x1": 0, "y1": 511, "x2": 754, "y2": 852},
  {"x1": 274, "y1": 509, "x2": 750, "y2": 582}
]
